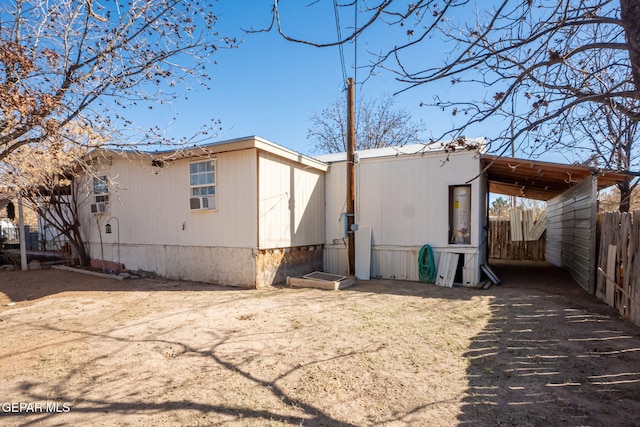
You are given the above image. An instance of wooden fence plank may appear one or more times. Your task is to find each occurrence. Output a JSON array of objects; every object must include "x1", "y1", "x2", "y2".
[
  {"x1": 631, "y1": 212, "x2": 640, "y2": 325},
  {"x1": 596, "y1": 210, "x2": 640, "y2": 328},
  {"x1": 606, "y1": 244, "x2": 617, "y2": 307},
  {"x1": 596, "y1": 212, "x2": 606, "y2": 300},
  {"x1": 620, "y1": 213, "x2": 632, "y2": 318},
  {"x1": 488, "y1": 219, "x2": 545, "y2": 261}
]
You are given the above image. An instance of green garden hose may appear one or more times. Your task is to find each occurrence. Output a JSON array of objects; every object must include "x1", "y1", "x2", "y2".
[{"x1": 419, "y1": 244, "x2": 437, "y2": 283}]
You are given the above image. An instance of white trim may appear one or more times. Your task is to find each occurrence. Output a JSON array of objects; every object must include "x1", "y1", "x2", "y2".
[
  {"x1": 314, "y1": 138, "x2": 486, "y2": 163},
  {"x1": 86, "y1": 136, "x2": 328, "y2": 173}
]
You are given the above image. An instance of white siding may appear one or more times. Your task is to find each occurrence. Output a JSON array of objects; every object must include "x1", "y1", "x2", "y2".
[
  {"x1": 327, "y1": 151, "x2": 482, "y2": 246},
  {"x1": 324, "y1": 150, "x2": 484, "y2": 284},
  {"x1": 80, "y1": 143, "x2": 326, "y2": 286},
  {"x1": 81, "y1": 149, "x2": 259, "y2": 282},
  {"x1": 84, "y1": 149, "x2": 258, "y2": 249},
  {"x1": 258, "y1": 151, "x2": 325, "y2": 249},
  {"x1": 325, "y1": 245, "x2": 480, "y2": 285}
]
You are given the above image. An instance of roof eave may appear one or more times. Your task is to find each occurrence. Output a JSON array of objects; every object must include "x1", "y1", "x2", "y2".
[{"x1": 85, "y1": 136, "x2": 329, "y2": 172}]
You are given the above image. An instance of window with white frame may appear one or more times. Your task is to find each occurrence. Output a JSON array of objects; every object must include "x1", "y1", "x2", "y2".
[
  {"x1": 91, "y1": 175, "x2": 110, "y2": 214},
  {"x1": 189, "y1": 160, "x2": 216, "y2": 210}
]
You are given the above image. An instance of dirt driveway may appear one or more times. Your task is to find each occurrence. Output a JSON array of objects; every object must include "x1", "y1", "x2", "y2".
[{"x1": 1, "y1": 261, "x2": 639, "y2": 426}]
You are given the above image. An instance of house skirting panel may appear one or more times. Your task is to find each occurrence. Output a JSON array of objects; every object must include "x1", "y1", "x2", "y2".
[
  {"x1": 164, "y1": 246, "x2": 257, "y2": 286},
  {"x1": 89, "y1": 243, "x2": 256, "y2": 287},
  {"x1": 89, "y1": 243, "x2": 323, "y2": 288},
  {"x1": 255, "y1": 245, "x2": 323, "y2": 288},
  {"x1": 324, "y1": 245, "x2": 481, "y2": 286}
]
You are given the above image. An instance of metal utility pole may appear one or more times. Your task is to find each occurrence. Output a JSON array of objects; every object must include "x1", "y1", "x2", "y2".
[{"x1": 346, "y1": 78, "x2": 356, "y2": 275}]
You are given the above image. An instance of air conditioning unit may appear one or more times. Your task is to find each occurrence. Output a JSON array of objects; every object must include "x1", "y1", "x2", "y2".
[
  {"x1": 189, "y1": 196, "x2": 215, "y2": 210},
  {"x1": 90, "y1": 202, "x2": 109, "y2": 214}
]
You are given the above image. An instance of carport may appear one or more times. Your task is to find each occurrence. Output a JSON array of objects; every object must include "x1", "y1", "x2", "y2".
[{"x1": 482, "y1": 155, "x2": 630, "y2": 293}]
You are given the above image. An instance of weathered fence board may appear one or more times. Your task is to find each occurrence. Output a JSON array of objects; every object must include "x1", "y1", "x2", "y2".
[
  {"x1": 597, "y1": 210, "x2": 640, "y2": 328},
  {"x1": 488, "y1": 220, "x2": 546, "y2": 261}
]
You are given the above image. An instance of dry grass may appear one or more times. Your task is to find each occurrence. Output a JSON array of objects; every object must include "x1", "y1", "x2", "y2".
[{"x1": 1, "y1": 265, "x2": 639, "y2": 426}]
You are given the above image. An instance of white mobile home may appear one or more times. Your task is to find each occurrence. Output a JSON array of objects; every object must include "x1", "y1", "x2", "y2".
[
  {"x1": 318, "y1": 140, "x2": 487, "y2": 286},
  {"x1": 51, "y1": 135, "x2": 634, "y2": 290},
  {"x1": 82, "y1": 136, "x2": 326, "y2": 288}
]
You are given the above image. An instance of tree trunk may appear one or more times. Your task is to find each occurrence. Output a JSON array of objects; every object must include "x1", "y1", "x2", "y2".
[
  {"x1": 618, "y1": 180, "x2": 632, "y2": 213},
  {"x1": 621, "y1": 0, "x2": 640, "y2": 94},
  {"x1": 34, "y1": 191, "x2": 91, "y2": 267},
  {"x1": 70, "y1": 238, "x2": 90, "y2": 266},
  {"x1": 62, "y1": 220, "x2": 90, "y2": 266}
]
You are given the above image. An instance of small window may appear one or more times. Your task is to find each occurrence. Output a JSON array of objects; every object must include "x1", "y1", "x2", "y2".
[
  {"x1": 189, "y1": 160, "x2": 216, "y2": 210},
  {"x1": 93, "y1": 175, "x2": 108, "y2": 196},
  {"x1": 91, "y1": 175, "x2": 110, "y2": 214}
]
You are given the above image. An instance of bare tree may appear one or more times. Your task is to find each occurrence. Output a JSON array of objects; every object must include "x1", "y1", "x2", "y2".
[
  {"x1": 0, "y1": 126, "x2": 95, "y2": 265},
  {"x1": 0, "y1": 0, "x2": 234, "y2": 163},
  {"x1": 599, "y1": 184, "x2": 640, "y2": 211},
  {"x1": 263, "y1": 1, "x2": 640, "y2": 208},
  {"x1": 563, "y1": 100, "x2": 639, "y2": 211},
  {"x1": 308, "y1": 95, "x2": 425, "y2": 153},
  {"x1": 33, "y1": 174, "x2": 93, "y2": 265}
]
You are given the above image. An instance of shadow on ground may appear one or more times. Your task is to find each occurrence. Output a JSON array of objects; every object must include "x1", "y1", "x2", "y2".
[
  {"x1": 2, "y1": 261, "x2": 640, "y2": 426},
  {"x1": 458, "y1": 260, "x2": 640, "y2": 426},
  {"x1": 0, "y1": 268, "x2": 243, "y2": 304}
]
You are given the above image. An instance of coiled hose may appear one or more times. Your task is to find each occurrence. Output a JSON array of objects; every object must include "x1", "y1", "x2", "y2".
[{"x1": 418, "y1": 244, "x2": 437, "y2": 283}]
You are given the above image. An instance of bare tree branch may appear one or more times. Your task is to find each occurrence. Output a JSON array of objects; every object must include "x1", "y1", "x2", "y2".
[
  {"x1": 0, "y1": 0, "x2": 235, "y2": 164},
  {"x1": 308, "y1": 94, "x2": 425, "y2": 153}
]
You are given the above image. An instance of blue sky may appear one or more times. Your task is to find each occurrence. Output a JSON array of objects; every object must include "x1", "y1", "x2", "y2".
[
  {"x1": 127, "y1": 0, "x2": 571, "y2": 165},
  {"x1": 126, "y1": 0, "x2": 480, "y2": 157}
]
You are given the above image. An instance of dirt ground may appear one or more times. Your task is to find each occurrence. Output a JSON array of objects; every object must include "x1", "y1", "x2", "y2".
[{"x1": 0, "y1": 261, "x2": 639, "y2": 427}]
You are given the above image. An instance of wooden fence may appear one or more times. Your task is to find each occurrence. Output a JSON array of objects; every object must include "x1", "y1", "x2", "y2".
[
  {"x1": 488, "y1": 220, "x2": 546, "y2": 261},
  {"x1": 596, "y1": 210, "x2": 640, "y2": 327}
]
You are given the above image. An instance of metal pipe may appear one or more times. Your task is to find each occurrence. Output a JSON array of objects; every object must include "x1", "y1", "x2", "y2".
[{"x1": 106, "y1": 216, "x2": 120, "y2": 270}]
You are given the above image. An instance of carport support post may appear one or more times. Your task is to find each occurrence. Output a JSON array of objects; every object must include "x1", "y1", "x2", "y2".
[
  {"x1": 346, "y1": 77, "x2": 356, "y2": 275},
  {"x1": 18, "y1": 193, "x2": 27, "y2": 271}
]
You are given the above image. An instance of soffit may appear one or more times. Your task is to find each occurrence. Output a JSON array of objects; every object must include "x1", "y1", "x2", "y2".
[{"x1": 482, "y1": 155, "x2": 631, "y2": 201}]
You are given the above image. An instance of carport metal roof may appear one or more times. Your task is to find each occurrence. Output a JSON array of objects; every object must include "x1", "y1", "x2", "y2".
[{"x1": 482, "y1": 154, "x2": 632, "y2": 201}]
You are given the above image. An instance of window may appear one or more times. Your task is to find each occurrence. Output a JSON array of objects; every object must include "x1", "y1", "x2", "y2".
[
  {"x1": 189, "y1": 160, "x2": 216, "y2": 210},
  {"x1": 91, "y1": 175, "x2": 110, "y2": 214}
]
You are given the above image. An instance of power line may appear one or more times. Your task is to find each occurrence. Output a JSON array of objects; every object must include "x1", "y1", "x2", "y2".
[
  {"x1": 354, "y1": 0, "x2": 358, "y2": 89},
  {"x1": 333, "y1": 0, "x2": 348, "y2": 86},
  {"x1": 353, "y1": 0, "x2": 358, "y2": 130}
]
